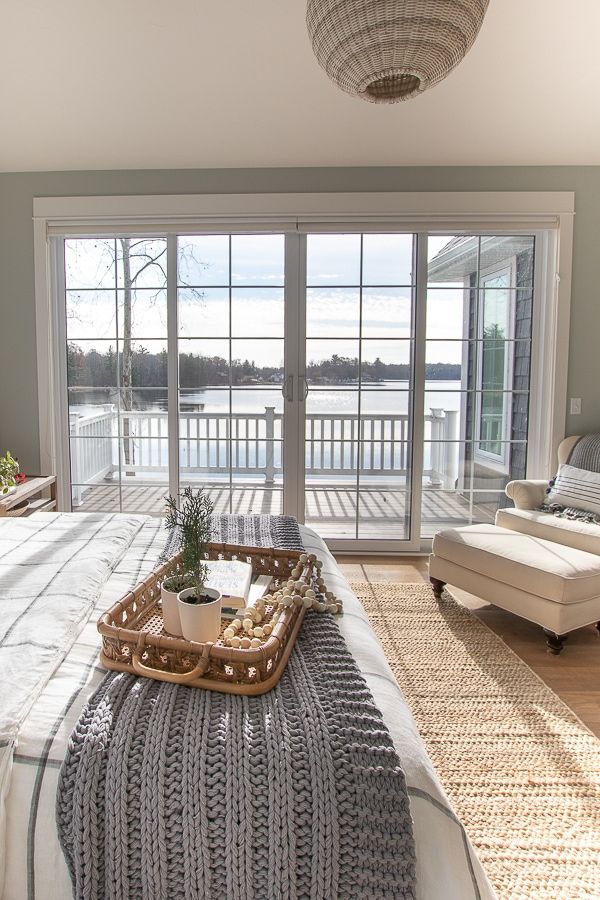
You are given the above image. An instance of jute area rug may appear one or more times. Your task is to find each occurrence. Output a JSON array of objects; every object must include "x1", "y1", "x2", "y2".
[{"x1": 352, "y1": 581, "x2": 600, "y2": 900}]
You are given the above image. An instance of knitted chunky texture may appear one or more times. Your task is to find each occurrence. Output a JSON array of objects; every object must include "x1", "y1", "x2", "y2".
[{"x1": 57, "y1": 517, "x2": 416, "y2": 899}]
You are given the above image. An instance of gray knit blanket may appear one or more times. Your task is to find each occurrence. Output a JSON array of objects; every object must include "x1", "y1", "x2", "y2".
[{"x1": 56, "y1": 516, "x2": 416, "y2": 899}]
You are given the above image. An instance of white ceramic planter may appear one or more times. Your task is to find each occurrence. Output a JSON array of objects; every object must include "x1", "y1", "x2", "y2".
[
  {"x1": 161, "y1": 582, "x2": 184, "y2": 637},
  {"x1": 178, "y1": 586, "x2": 222, "y2": 643}
]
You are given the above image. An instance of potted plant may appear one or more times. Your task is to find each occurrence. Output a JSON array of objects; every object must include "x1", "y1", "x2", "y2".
[
  {"x1": 159, "y1": 571, "x2": 191, "y2": 637},
  {"x1": 0, "y1": 451, "x2": 20, "y2": 496},
  {"x1": 163, "y1": 486, "x2": 221, "y2": 643}
]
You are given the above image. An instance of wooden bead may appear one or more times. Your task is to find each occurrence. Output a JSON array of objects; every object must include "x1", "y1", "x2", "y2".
[
  {"x1": 253, "y1": 626, "x2": 264, "y2": 638},
  {"x1": 250, "y1": 638, "x2": 262, "y2": 649},
  {"x1": 230, "y1": 636, "x2": 241, "y2": 648},
  {"x1": 302, "y1": 596, "x2": 313, "y2": 609},
  {"x1": 243, "y1": 618, "x2": 254, "y2": 632},
  {"x1": 240, "y1": 637, "x2": 251, "y2": 649},
  {"x1": 262, "y1": 623, "x2": 272, "y2": 635},
  {"x1": 325, "y1": 591, "x2": 334, "y2": 600},
  {"x1": 231, "y1": 619, "x2": 242, "y2": 630},
  {"x1": 223, "y1": 627, "x2": 235, "y2": 640},
  {"x1": 305, "y1": 589, "x2": 315, "y2": 599},
  {"x1": 293, "y1": 594, "x2": 303, "y2": 607},
  {"x1": 327, "y1": 603, "x2": 337, "y2": 613},
  {"x1": 281, "y1": 596, "x2": 293, "y2": 607},
  {"x1": 307, "y1": 553, "x2": 317, "y2": 563},
  {"x1": 299, "y1": 553, "x2": 308, "y2": 564}
]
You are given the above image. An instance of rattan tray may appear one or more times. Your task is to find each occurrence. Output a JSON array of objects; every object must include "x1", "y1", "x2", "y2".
[{"x1": 98, "y1": 542, "x2": 315, "y2": 695}]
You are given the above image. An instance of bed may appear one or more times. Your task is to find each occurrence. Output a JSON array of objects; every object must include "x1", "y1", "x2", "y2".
[{"x1": 0, "y1": 513, "x2": 495, "y2": 899}]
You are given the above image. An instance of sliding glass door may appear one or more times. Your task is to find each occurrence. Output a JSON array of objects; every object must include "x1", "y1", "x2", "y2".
[
  {"x1": 423, "y1": 235, "x2": 534, "y2": 536},
  {"x1": 177, "y1": 234, "x2": 285, "y2": 515},
  {"x1": 65, "y1": 237, "x2": 169, "y2": 514},
  {"x1": 303, "y1": 233, "x2": 416, "y2": 540},
  {"x1": 61, "y1": 229, "x2": 536, "y2": 548}
]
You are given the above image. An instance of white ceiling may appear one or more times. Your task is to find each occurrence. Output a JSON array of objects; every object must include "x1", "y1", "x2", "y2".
[{"x1": 1, "y1": 0, "x2": 599, "y2": 172}]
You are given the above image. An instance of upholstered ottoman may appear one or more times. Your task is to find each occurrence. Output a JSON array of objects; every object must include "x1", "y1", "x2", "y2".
[{"x1": 429, "y1": 524, "x2": 600, "y2": 654}]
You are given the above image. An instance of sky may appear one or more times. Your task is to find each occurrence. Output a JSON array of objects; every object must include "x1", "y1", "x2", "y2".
[{"x1": 64, "y1": 234, "x2": 467, "y2": 369}]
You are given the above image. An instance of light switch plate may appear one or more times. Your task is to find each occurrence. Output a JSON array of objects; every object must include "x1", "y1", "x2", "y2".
[{"x1": 570, "y1": 398, "x2": 582, "y2": 415}]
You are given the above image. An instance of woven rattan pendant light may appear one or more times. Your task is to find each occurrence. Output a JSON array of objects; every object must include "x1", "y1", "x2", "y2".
[{"x1": 306, "y1": 0, "x2": 490, "y2": 103}]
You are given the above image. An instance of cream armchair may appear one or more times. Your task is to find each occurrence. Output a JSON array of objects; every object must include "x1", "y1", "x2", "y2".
[
  {"x1": 429, "y1": 435, "x2": 600, "y2": 654},
  {"x1": 496, "y1": 435, "x2": 600, "y2": 556}
]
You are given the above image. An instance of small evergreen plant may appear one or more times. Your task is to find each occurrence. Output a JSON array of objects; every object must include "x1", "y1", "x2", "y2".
[{"x1": 163, "y1": 486, "x2": 213, "y2": 598}]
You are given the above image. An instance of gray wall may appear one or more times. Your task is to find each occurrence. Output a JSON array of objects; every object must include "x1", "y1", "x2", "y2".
[{"x1": 1, "y1": 166, "x2": 599, "y2": 473}]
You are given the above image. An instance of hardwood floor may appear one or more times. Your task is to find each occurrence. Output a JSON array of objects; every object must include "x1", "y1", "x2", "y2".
[{"x1": 337, "y1": 554, "x2": 600, "y2": 739}]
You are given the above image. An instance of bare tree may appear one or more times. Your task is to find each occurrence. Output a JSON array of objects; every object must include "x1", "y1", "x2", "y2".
[{"x1": 119, "y1": 237, "x2": 166, "y2": 467}]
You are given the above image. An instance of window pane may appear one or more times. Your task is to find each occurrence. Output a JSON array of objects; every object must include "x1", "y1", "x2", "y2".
[
  {"x1": 360, "y1": 339, "x2": 411, "y2": 383},
  {"x1": 231, "y1": 340, "x2": 284, "y2": 385},
  {"x1": 307, "y1": 234, "x2": 361, "y2": 286},
  {"x1": 67, "y1": 342, "x2": 118, "y2": 387},
  {"x1": 117, "y1": 238, "x2": 167, "y2": 289},
  {"x1": 179, "y1": 340, "x2": 230, "y2": 388},
  {"x1": 231, "y1": 288, "x2": 284, "y2": 337},
  {"x1": 178, "y1": 288, "x2": 229, "y2": 338},
  {"x1": 117, "y1": 289, "x2": 167, "y2": 339},
  {"x1": 362, "y1": 288, "x2": 412, "y2": 338},
  {"x1": 178, "y1": 235, "x2": 229, "y2": 286},
  {"x1": 118, "y1": 340, "x2": 168, "y2": 388},
  {"x1": 362, "y1": 234, "x2": 414, "y2": 285},
  {"x1": 426, "y1": 288, "x2": 470, "y2": 340},
  {"x1": 66, "y1": 290, "x2": 116, "y2": 340},
  {"x1": 306, "y1": 340, "x2": 359, "y2": 384},
  {"x1": 306, "y1": 288, "x2": 360, "y2": 338},
  {"x1": 65, "y1": 239, "x2": 116, "y2": 290},
  {"x1": 231, "y1": 235, "x2": 284, "y2": 286}
]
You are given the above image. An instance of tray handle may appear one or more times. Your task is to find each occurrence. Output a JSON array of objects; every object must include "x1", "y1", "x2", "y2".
[{"x1": 132, "y1": 635, "x2": 212, "y2": 684}]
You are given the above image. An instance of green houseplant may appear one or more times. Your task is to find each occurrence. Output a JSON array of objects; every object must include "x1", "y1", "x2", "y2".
[
  {"x1": 0, "y1": 451, "x2": 20, "y2": 495},
  {"x1": 161, "y1": 486, "x2": 221, "y2": 642}
]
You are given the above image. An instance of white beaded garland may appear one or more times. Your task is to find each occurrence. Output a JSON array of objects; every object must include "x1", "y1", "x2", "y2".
[{"x1": 220, "y1": 558, "x2": 343, "y2": 648}]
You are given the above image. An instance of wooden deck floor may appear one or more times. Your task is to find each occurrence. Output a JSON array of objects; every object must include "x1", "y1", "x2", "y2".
[{"x1": 75, "y1": 481, "x2": 497, "y2": 536}]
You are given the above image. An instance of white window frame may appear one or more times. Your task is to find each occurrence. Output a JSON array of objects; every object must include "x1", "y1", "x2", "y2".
[
  {"x1": 474, "y1": 258, "x2": 517, "y2": 473},
  {"x1": 33, "y1": 191, "x2": 575, "y2": 553}
]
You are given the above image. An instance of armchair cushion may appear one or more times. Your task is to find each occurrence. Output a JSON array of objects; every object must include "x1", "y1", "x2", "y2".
[
  {"x1": 543, "y1": 463, "x2": 600, "y2": 518},
  {"x1": 496, "y1": 507, "x2": 600, "y2": 556}
]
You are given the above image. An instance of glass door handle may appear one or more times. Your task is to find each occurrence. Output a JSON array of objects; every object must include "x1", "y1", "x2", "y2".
[
  {"x1": 282, "y1": 375, "x2": 294, "y2": 402},
  {"x1": 299, "y1": 375, "x2": 309, "y2": 401}
]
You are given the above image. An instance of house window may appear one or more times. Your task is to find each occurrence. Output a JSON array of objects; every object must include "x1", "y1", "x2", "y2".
[{"x1": 475, "y1": 263, "x2": 515, "y2": 468}]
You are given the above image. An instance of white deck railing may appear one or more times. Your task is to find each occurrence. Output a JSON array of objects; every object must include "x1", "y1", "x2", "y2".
[{"x1": 69, "y1": 405, "x2": 459, "y2": 505}]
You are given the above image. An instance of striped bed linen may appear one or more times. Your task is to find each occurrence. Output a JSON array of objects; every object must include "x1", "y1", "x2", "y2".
[{"x1": 1, "y1": 516, "x2": 495, "y2": 900}]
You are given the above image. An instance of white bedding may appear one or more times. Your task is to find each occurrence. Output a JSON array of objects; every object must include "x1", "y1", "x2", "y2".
[
  {"x1": 0, "y1": 514, "x2": 147, "y2": 822},
  {"x1": 0, "y1": 515, "x2": 495, "y2": 899}
]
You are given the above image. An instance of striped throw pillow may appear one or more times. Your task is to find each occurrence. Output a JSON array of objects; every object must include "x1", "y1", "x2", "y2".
[{"x1": 546, "y1": 463, "x2": 600, "y2": 516}]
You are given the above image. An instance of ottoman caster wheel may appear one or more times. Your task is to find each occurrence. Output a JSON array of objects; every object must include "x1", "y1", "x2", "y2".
[
  {"x1": 543, "y1": 629, "x2": 568, "y2": 655},
  {"x1": 430, "y1": 577, "x2": 446, "y2": 601}
]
